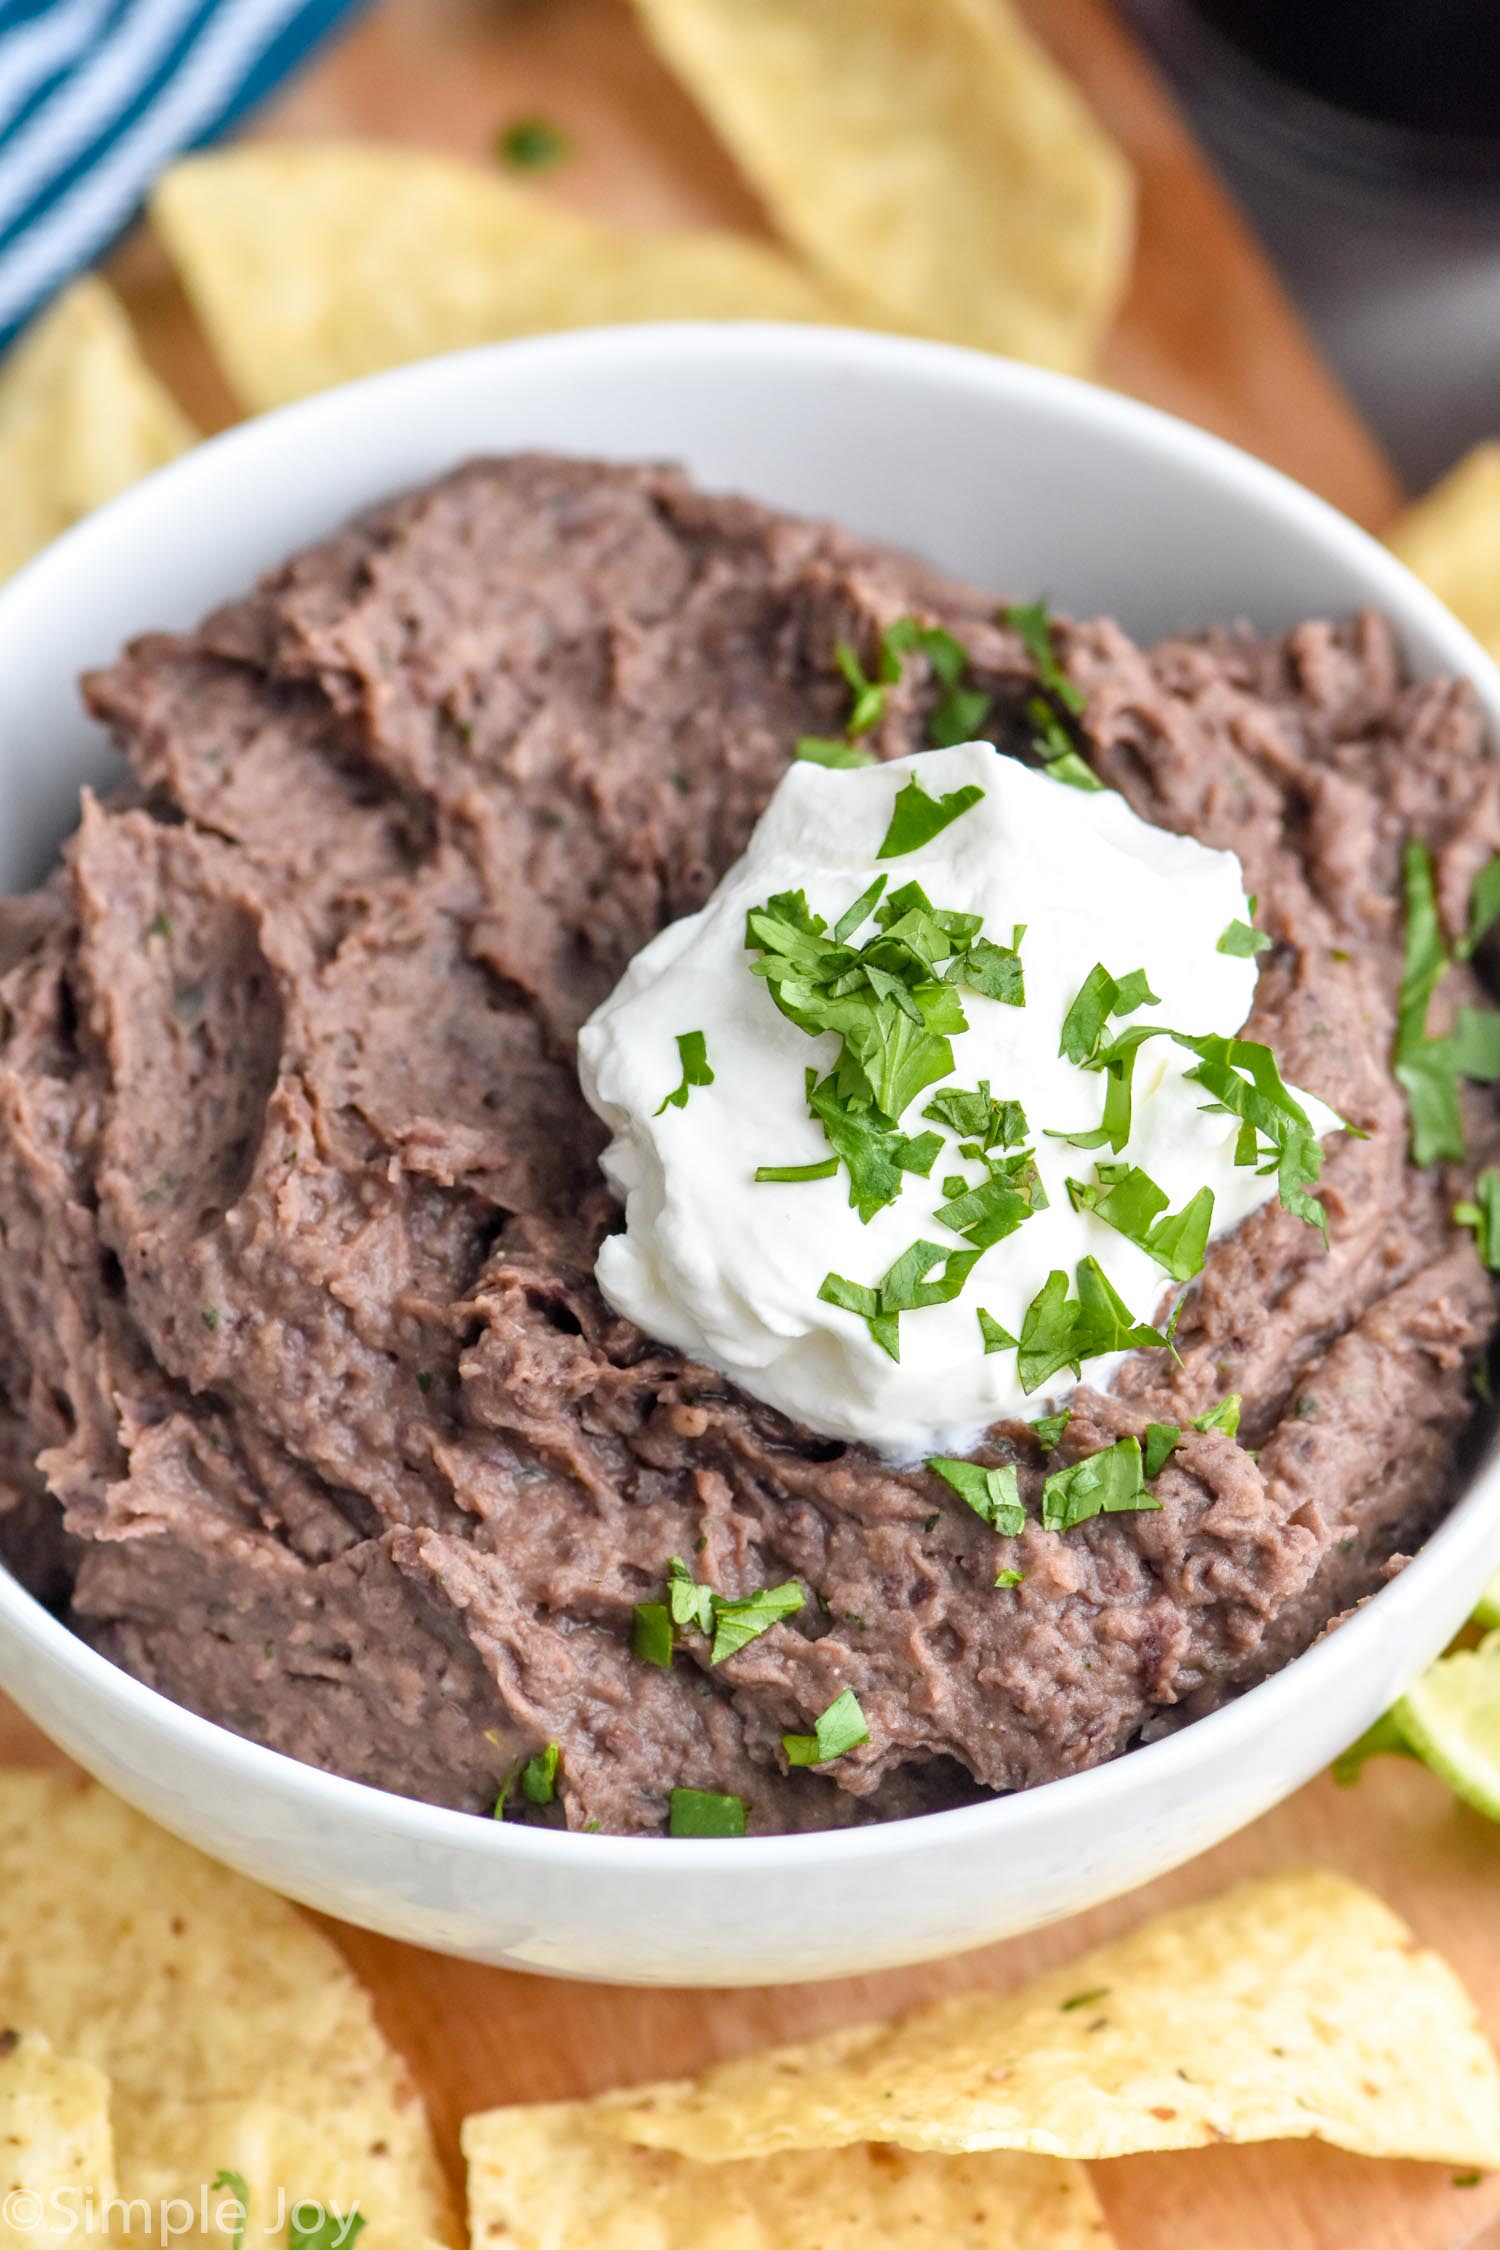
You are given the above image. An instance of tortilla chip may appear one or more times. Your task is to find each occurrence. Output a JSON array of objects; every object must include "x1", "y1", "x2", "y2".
[
  {"x1": 605, "y1": 1870, "x2": 1500, "y2": 2167},
  {"x1": 1388, "y1": 442, "x2": 1500, "y2": 665},
  {"x1": 152, "y1": 144, "x2": 844, "y2": 414},
  {"x1": 0, "y1": 1773, "x2": 458, "y2": 2248},
  {"x1": 0, "y1": 2030, "x2": 114, "y2": 2249},
  {"x1": 462, "y1": 2098, "x2": 1111, "y2": 2250},
  {"x1": 0, "y1": 276, "x2": 196, "y2": 582},
  {"x1": 627, "y1": 0, "x2": 1133, "y2": 371}
]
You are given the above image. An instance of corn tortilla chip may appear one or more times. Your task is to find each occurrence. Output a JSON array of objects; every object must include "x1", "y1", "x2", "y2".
[
  {"x1": 1388, "y1": 442, "x2": 1500, "y2": 666},
  {"x1": 605, "y1": 1870, "x2": 1500, "y2": 2166},
  {"x1": 462, "y1": 2097, "x2": 1111, "y2": 2250},
  {"x1": 152, "y1": 144, "x2": 845, "y2": 414},
  {"x1": 0, "y1": 1773, "x2": 458, "y2": 2248},
  {"x1": 0, "y1": 2031, "x2": 114, "y2": 2249},
  {"x1": 627, "y1": 0, "x2": 1133, "y2": 372},
  {"x1": 0, "y1": 276, "x2": 195, "y2": 583}
]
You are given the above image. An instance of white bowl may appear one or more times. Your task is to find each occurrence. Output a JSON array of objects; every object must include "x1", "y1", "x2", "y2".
[{"x1": 1, "y1": 324, "x2": 1497, "y2": 1987}]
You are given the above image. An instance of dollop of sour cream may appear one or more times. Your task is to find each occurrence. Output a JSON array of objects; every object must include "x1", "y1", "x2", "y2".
[{"x1": 579, "y1": 742, "x2": 1333, "y2": 1462}]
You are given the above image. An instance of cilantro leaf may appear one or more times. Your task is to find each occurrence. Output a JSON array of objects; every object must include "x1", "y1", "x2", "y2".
[
  {"x1": 994, "y1": 1568, "x2": 1025, "y2": 1589},
  {"x1": 669, "y1": 1787, "x2": 746, "y2": 1837},
  {"x1": 782, "y1": 1688, "x2": 870, "y2": 1767},
  {"x1": 1069, "y1": 1163, "x2": 1215, "y2": 1283},
  {"x1": 836, "y1": 638, "x2": 889, "y2": 736},
  {"x1": 1455, "y1": 1169, "x2": 1500, "y2": 1269},
  {"x1": 654, "y1": 1029, "x2": 714, "y2": 1115},
  {"x1": 1453, "y1": 1005, "x2": 1500, "y2": 1083},
  {"x1": 1192, "y1": 1394, "x2": 1242, "y2": 1436},
  {"x1": 923, "y1": 1082, "x2": 1028, "y2": 1149},
  {"x1": 710, "y1": 1581, "x2": 805, "y2": 1664},
  {"x1": 1042, "y1": 749, "x2": 1103, "y2": 792},
  {"x1": 1394, "y1": 838, "x2": 1467, "y2": 1165},
  {"x1": 1016, "y1": 1259, "x2": 1171, "y2": 1395},
  {"x1": 796, "y1": 735, "x2": 877, "y2": 768},
  {"x1": 1177, "y1": 1031, "x2": 1330, "y2": 1236},
  {"x1": 1005, "y1": 599, "x2": 1085, "y2": 714},
  {"x1": 496, "y1": 115, "x2": 570, "y2": 170},
  {"x1": 925, "y1": 1455, "x2": 1025, "y2": 1534},
  {"x1": 978, "y1": 1307, "x2": 1016, "y2": 1352},
  {"x1": 931, "y1": 683, "x2": 992, "y2": 747},
  {"x1": 951, "y1": 935, "x2": 1025, "y2": 1005},
  {"x1": 1143, "y1": 1422, "x2": 1180, "y2": 1477},
  {"x1": 520, "y1": 1741, "x2": 560, "y2": 1805},
  {"x1": 212, "y1": 2173, "x2": 249, "y2": 2250},
  {"x1": 877, "y1": 775, "x2": 986, "y2": 860},
  {"x1": 822, "y1": 1238, "x2": 983, "y2": 1361},
  {"x1": 631, "y1": 1603, "x2": 674, "y2": 1667},
  {"x1": 1217, "y1": 916, "x2": 1272, "y2": 957},
  {"x1": 667, "y1": 1555, "x2": 715, "y2": 1637},
  {"x1": 1031, "y1": 1410, "x2": 1071, "y2": 1448},
  {"x1": 1058, "y1": 964, "x2": 1158, "y2": 1066},
  {"x1": 1458, "y1": 854, "x2": 1500, "y2": 960},
  {"x1": 880, "y1": 618, "x2": 993, "y2": 748},
  {"x1": 935, "y1": 1153, "x2": 1045, "y2": 1248},
  {"x1": 1041, "y1": 1436, "x2": 1158, "y2": 1532},
  {"x1": 290, "y1": 2212, "x2": 365, "y2": 2250}
]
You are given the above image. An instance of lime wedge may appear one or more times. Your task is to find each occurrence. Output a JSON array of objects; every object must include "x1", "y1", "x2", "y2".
[
  {"x1": 1394, "y1": 1630, "x2": 1500, "y2": 1824},
  {"x1": 1476, "y1": 1569, "x2": 1500, "y2": 1630}
]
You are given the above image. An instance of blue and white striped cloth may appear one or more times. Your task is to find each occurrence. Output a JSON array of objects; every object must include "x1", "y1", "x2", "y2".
[{"x1": 0, "y1": 0, "x2": 366, "y2": 348}]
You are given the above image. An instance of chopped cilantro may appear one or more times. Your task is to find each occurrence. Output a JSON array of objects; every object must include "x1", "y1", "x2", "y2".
[
  {"x1": 1059, "y1": 1986, "x2": 1112, "y2": 2012},
  {"x1": 934, "y1": 1151, "x2": 1046, "y2": 1249},
  {"x1": 836, "y1": 638, "x2": 892, "y2": 737},
  {"x1": 1004, "y1": 599, "x2": 1085, "y2": 715},
  {"x1": 1058, "y1": 963, "x2": 1158, "y2": 1067},
  {"x1": 291, "y1": 2210, "x2": 364, "y2": 2250},
  {"x1": 994, "y1": 1567, "x2": 1025, "y2": 1589},
  {"x1": 1217, "y1": 915, "x2": 1271, "y2": 957},
  {"x1": 1017, "y1": 1259, "x2": 1173, "y2": 1395},
  {"x1": 710, "y1": 1581, "x2": 805, "y2": 1664},
  {"x1": 1294, "y1": 1395, "x2": 1320, "y2": 1419},
  {"x1": 876, "y1": 775, "x2": 985, "y2": 860},
  {"x1": 631, "y1": 1602, "x2": 674, "y2": 1668},
  {"x1": 881, "y1": 616, "x2": 993, "y2": 747},
  {"x1": 201, "y1": 1306, "x2": 220, "y2": 1333},
  {"x1": 783, "y1": 1687, "x2": 870, "y2": 1767},
  {"x1": 1069, "y1": 1163, "x2": 1215, "y2": 1283},
  {"x1": 666, "y1": 1555, "x2": 715, "y2": 1636},
  {"x1": 146, "y1": 911, "x2": 172, "y2": 940},
  {"x1": 796, "y1": 735, "x2": 877, "y2": 768},
  {"x1": 669, "y1": 1787, "x2": 747, "y2": 1837},
  {"x1": 496, "y1": 114, "x2": 570, "y2": 169},
  {"x1": 1455, "y1": 1168, "x2": 1500, "y2": 1270},
  {"x1": 1031, "y1": 1410, "x2": 1070, "y2": 1449},
  {"x1": 654, "y1": 1029, "x2": 714, "y2": 1115},
  {"x1": 925, "y1": 1455, "x2": 1025, "y2": 1535},
  {"x1": 1192, "y1": 1394, "x2": 1242, "y2": 1437},
  {"x1": 1458, "y1": 853, "x2": 1500, "y2": 959},
  {"x1": 978, "y1": 1307, "x2": 1016, "y2": 1352},
  {"x1": 520, "y1": 1741, "x2": 561, "y2": 1805},
  {"x1": 1041, "y1": 749, "x2": 1103, "y2": 792},
  {"x1": 821, "y1": 1237, "x2": 982, "y2": 1361},
  {"x1": 754, "y1": 1156, "x2": 840, "y2": 1182},
  {"x1": 1177, "y1": 1031, "x2": 1332, "y2": 1238},
  {"x1": 950, "y1": 934, "x2": 1025, "y2": 1005},
  {"x1": 1143, "y1": 1422, "x2": 1180, "y2": 1477},
  {"x1": 931, "y1": 683, "x2": 992, "y2": 748},
  {"x1": 1041, "y1": 1436, "x2": 1157, "y2": 1532},
  {"x1": 923, "y1": 1082, "x2": 1028, "y2": 1149},
  {"x1": 212, "y1": 2172, "x2": 249, "y2": 2250}
]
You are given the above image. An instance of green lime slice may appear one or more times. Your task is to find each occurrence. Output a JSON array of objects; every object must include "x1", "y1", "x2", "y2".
[
  {"x1": 1394, "y1": 1629, "x2": 1500, "y2": 1824},
  {"x1": 1476, "y1": 1569, "x2": 1500, "y2": 1630}
]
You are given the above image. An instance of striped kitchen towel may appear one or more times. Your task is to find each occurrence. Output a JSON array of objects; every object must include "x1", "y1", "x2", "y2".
[{"x1": 0, "y1": 0, "x2": 366, "y2": 349}]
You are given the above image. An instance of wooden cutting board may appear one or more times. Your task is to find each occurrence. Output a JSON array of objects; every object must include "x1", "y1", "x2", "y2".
[{"x1": 63, "y1": 2, "x2": 1498, "y2": 2245}]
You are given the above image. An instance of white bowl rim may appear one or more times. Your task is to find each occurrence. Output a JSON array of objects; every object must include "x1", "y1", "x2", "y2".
[{"x1": 2, "y1": 317, "x2": 1497, "y2": 1874}]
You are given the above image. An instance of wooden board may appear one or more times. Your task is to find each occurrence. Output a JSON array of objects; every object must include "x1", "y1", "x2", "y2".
[{"x1": 70, "y1": 4, "x2": 1500, "y2": 2247}]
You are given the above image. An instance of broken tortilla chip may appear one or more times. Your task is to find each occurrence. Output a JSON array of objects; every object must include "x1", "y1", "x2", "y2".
[
  {"x1": 152, "y1": 143, "x2": 845, "y2": 414},
  {"x1": 0, "y1": 275, "x2": 196, "y2": 583},
  {"x1": 0, "y1": 2030, "x2": 114, "y2": 2249},
  {"x1": 462, "y1": 2097, "x2": 1112, "y2": 2250},
  {"x1": 0, "y1": 1772, "x2": 458, "y2": 2248},
  {"x1": 627, "y1": 0, "x2": 1133, "y2": 371},
  {"x1": 604, "y1": 1870, "x2": 1500, "y2": 2167},
  {"x1": 1388, "y1": 442, "x2": 1500, "y2": 666}
]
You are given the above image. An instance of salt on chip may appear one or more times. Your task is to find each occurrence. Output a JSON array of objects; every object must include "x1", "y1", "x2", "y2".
[
  {"x1": 152, "y1": 144, "x2": 844, "y2": 414},
  {"x1": 1388, "y1": 442, "x2": 1500, "y2": 665},
  {"x1": 627, "y1": 0, "x2": 1134, "y2": 372},
  {"x1": 0, "y1": 1773, "x2": 459, "y2": 2249},
  {"x1": 605, "y1": 1870, "x2": 1500, "y2": 2167},
  {"x1": 0, "y1": 2030, "x2": 114, "y2": 2249},
  {"x1": 0, "y1": 275, "x2": 196, "y2": 582},
  {"x1": 462, "y1": 2097, "x2": 1111, "y2": 2250}
]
